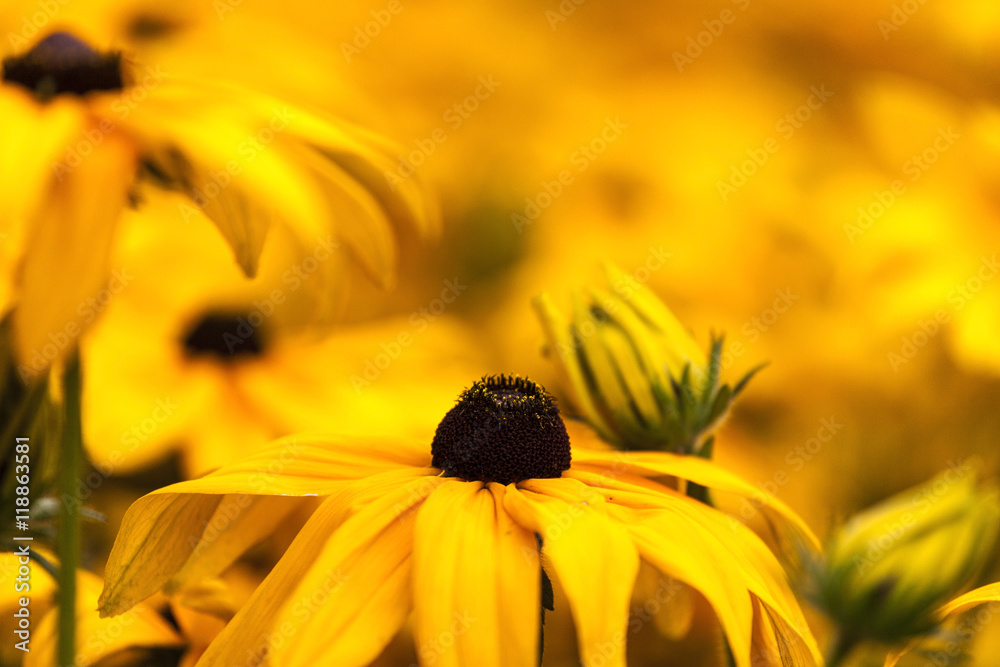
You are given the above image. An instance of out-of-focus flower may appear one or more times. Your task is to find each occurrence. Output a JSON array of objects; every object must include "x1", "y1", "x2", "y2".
[
  {"x1": 99, "y1": 375, "x2": 819, "y2": 667},
  {"x1": 811, "y1": 461, "x2": 1000, "y2": 662},
  {"x1": 534, "y1": 263, "x2": 759, "y2": 456},
  {"x1": 0, "y1": 552, "x2": 181, "y2": 666},
  {"x1": 884, "y1": 582, "x2": 1000, "y2": 667},
  {"x1": 0, "y1": 28, "x2": 434, "y2": 375},
  {"x1": 81, "y1": 201, "x2": 480, "y2": 476}
]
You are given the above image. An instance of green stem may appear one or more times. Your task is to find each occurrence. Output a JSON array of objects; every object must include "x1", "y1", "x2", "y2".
[
  {"x1": 57, "y1": 353, "x2": 83, "y2": 667},
  {"x1": 824, "y1": 629, "x2": 859, "y2": 667}
]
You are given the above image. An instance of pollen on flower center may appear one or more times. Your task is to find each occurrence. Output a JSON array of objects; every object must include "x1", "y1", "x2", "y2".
[
  {"x1": 2, "y1": 32, "x2": 124, "y2": 101},
  {"x1": 181, "y1": 312, "x2": 267, "y2": 362},
  {"x1": 431, "y1": 375, "x2": 572, "y2": 485}
]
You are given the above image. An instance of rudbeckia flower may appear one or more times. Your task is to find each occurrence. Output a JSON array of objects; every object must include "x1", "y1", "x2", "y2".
[
  {"x1": 99, "y1": 375, "x2": 820, "y2": 667},
  {"x1": 0, "y1": 29, "x2": 435, "y2": 375},
  {"x1": 810, "y1": 461, "x2": 1000, "y2": 665},
  {"x1": 80, "y1": 203, "x2": 486, "y2": 476}
]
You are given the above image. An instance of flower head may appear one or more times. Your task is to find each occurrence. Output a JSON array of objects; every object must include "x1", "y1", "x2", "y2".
[
  {"x1": 813, "y1": 461, "x2": 1000, "y2": 648},
  {"x1": 1, "y1": 28, "x2": 435, "y2": 374},
  {"x1": 431, "y1": 375, "x2": 571, "y2": 484},
  {"x1": 534, "y1": 263, "x2": 759, "y2": 455},
  {"x1": 100, "y1": 375, "x2": 820, "y2": 667}
]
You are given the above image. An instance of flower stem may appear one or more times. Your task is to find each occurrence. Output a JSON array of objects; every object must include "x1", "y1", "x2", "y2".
[{"x1": 57, "y1": 353, "x2": 83, "y2": 667}]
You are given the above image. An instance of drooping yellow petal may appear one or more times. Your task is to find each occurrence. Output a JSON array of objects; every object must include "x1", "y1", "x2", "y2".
[
  {"x1": 568, "y1": 422, "x2": 819, "y2": 551},
  {"x1": 166, "y1": 495, "x2": 310, "y2": 595},
  {"x1": 271, "y1": 474, "x2": 445, "y2": 666},
  {"x1": 610, "y1": 502, "x2": 754, "y2": 667},
  {"x1": 198, "y1": 471, "x2": 442, "y2": 666},
  {"x1": 750, "y1": 597, "x2": 819, "y2": 667},
  {"x1": 286, "y1": 141, "x2": 397, "y2": 287},
  {"x1": 250, "y1": 95, "x2": 440, "y2": 239},
  {"x1": 100, "y1": 492, "x2": 226, "y2": 617},
  {"x1": 122, "y1": 90, "x2": 325, "y2": 277},
  {"x1": 505, "y1": 477, "x2": 639, "y2": 667},
  {"x1": 413, "y1": 481, "x2": 499, "y2": 667},
  {"x1": 412, "y1": 480, "x2": 540, "y2": 667},
  {"x1": 100, "y1": 437, "x2": 430, "y2": 616},
  {"x1": 569, "y1": 467, "x2": 820, "y2": 666},
  {"x1": 14, "y1": 129, "x2": 135, "y2": 367},
  {"x1": 490, "y1": 483, "x2": 544, "y2": 667}
]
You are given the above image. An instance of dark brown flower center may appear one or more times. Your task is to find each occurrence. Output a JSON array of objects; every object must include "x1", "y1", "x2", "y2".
[
  {"x1": 181, "y1": 312, "x2": 267, "y2": 362},
  {"x1": 431, "y1": 375, "x2": 571, "y2": 485},
  {"x1": 2, "y1": 32, "x2": 123, "y2": 101}
]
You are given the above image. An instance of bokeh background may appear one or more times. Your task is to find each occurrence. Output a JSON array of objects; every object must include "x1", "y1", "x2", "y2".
[{"x1": 3, "y1": 0, "x2": 1000, "y2": 665}]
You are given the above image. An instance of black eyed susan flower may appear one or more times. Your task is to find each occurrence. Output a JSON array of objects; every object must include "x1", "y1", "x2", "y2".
[
  {"x1": 810, "y1": 462, "x2": 1000, "y2": 665},
  {"x1": 99, "y1": 374, "x2": 820, "y2": 667},
  {"x1": 0, "y1": 29, "x2": 435, "y2": 374},
  {"x1": 534, "y1": 263, "x2": 760, "y2": 456},
  {"x1": 79, "y1": 202, "x2": 486, "y2": 476}
]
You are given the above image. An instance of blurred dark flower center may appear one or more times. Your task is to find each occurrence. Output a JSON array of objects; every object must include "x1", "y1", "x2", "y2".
[
  {"x1": 2, "y1": 32, "x2": 123, "y2": 101},
  {"x1": 181, "y1": 312, "x2": 267, "y2": 362},
  {"x1": 431, "y1": 375, "x2": 571, "y2": 485}
]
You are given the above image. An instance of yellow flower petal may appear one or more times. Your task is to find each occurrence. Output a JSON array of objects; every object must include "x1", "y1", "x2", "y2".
[
  {"x1": 490, "y1": 483, "x2": 544, "y2": 667},
  {"x1": 937, "y1": 581, "x2": 1000, "y2": 618},
  {"x1": 505, "y1": 478, "x2": 639, "y2": 667},
  {"x1": 198, "y1": 472, "x2": 442, "y2": 666},
  {"x1": 0, "y1": 90, "x2": 82, "y2": 227},
  {"x1": 166, "y1": 495, "x2": 310, "y2": 595},
  {"x1": 99, "y1": 492, "x2": 227, "y2": 618},
  {"x1": 569, "y1": 424, "x2": 820, "y2": 551},
  {"x1": 286, "y1": 141, "x2": 397, "y2": 288},
  {"x1": 14, "y1": 129, "x2": 135, "y2": 366},
  {"x1": 272, "y1": 475, "x2": 445, "y2": 666},
  {"x1": 412, "y1": 480, "x2": 540, "y2": 667},
  {"x1": 569, "y1": 467, "x2": 820, "y2": 666},
  {"x1": 100, "y1": 437, "x2": 430, "y2": 616},
  {"x1": 124, "y1": 93, "x2": 325, "y2": 277},
  {"x1": 751, "y1": 597, "x2": 819, "y2": 667}
]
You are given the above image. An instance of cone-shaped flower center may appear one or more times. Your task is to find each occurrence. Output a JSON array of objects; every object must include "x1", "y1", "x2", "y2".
[
  {"x1": 182, "y1": 312, "x2": 267, "y2": 362},
  {"x1": 2, "y1": 32, "x2": 123, "y2": 101},
  {"x1": 431, "y1": 375, "x2": 571, "y2": 484}
]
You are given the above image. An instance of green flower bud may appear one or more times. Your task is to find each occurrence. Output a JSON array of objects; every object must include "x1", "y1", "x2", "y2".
[
  {"x1": 815, "y1": 461, "x2": 1000, "y2": 646},
  {"x1": 533, "y1": 263, "x2": 759, "y2": 455}
]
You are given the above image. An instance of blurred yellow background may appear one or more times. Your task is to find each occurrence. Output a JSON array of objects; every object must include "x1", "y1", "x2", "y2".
[{"x1": 4, "y1": 0, "x2": 1000, "y2": 664}]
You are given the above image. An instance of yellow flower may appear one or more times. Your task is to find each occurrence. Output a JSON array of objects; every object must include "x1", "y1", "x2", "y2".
[
  {"x1": 534, "y1": 263, "x2": 759, "y2": 455},
  {"x1": 79, "y1": 199, "x2": 481, "y2": 477},
  {"x1": 99, "y1": 375, "x2": 819, "y2": 667},
  {"x1": 1, "y1": 29, "x2": 435, "y2": 375},
  {"x1": 0, "y1": 552, "x2": 181, "y2": 666},
  {"x1": 813, "y1": 461, "x2": 1000, "y2": 659}
]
